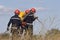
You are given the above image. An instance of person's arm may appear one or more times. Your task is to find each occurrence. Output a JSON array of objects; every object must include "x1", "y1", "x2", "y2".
[
  {"x1": 33, "y1": 14, "x2": 38, "y2": 21},
  {"x1": 23, "y1": 13, "x2": 30, "y2": 21},
  {"x1": 7, "y1": 18, "x2": 12, "y2": 30}
]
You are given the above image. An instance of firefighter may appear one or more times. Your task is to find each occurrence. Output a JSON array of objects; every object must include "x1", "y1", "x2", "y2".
[
  {"x1": 7, "y1": 9, "x2": 22, "y2": 34},
  {"x1": 23, "y1": 8, "x2": 38, "y2": 36},
  {"x1": 19, "y1": 9, "x2": 30, "y2": 34}
]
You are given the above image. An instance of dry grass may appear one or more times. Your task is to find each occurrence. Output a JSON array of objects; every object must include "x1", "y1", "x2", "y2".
[
  {"x1": 0, "y1": 29, "x2": 60, "y2": 40},
  {"x1": 0, "y1": 17, "x2": 60, "y2": 40}
]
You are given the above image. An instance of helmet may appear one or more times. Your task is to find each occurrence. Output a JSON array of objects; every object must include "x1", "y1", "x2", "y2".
[
  {"x1": 14, "y1": 9, "x2": 20, "y2": 15},
  {"x1": 30, "y1": 8, "x2": 36, "y2": 13},
  {"x1": 25, "y1": 9, "x2": 30, "y2": 14}
]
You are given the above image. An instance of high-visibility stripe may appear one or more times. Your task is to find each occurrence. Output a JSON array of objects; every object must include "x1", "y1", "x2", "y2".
[
  {"x1": 11, "y1": 18, "x2": 20, "y2": 20},
  {"x1": 29, "y1": 15, "x2": 33, "y2": 16},
  {"x1": 27, "y1": 23, "x2": 33, "y2": 25},
  {"x1": 11, "y1": 27, "x2": 17, "y2": 29}
]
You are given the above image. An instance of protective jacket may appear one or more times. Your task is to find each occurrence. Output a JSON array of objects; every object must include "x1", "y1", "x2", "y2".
[
  {"x1": 23, "y1": 12, "x2": 36, "y2": 23},
  {"x1": 8, "y1": 15, "x2": 22, "y2": 28}
]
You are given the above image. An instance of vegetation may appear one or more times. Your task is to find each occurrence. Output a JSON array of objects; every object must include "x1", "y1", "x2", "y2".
[{"x1": 0, "y1": 17, "x2": 60, "y2": 40}]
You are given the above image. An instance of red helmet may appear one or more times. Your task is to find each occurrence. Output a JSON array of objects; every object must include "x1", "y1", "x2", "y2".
[
  {"x1": 30, "y1": 8, "x2": 36, "y2": 13},
  {"x1": 14, "y1": 9, "x2": 20, "y2": 15},
  {"x1": 25, "y1": 9, "x2": 30, "y2": 14}
]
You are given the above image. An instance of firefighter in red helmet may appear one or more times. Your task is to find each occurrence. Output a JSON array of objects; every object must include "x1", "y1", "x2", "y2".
[
  {"x1": 23, "y1": 8, "x2": 38, "y2": 36},
  {"x1": 7, "y1": 9, "x2": 22, "y2": 34}
]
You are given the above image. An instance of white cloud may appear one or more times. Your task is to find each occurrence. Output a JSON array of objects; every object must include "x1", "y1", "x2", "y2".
[
  {"x1": 34, "y1": 7, "x2": 48, "y2": 11},
  {"x1": 0, "y1": 5, "x2": 4, "y2": 9},
  {"x1": 0, "y1": 5, "x2": 13, "y2": 13}
]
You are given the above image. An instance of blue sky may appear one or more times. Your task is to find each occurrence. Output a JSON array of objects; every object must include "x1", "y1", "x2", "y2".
[{"x1": 0, "y1": 0, "x2": 60, "y2": 35}]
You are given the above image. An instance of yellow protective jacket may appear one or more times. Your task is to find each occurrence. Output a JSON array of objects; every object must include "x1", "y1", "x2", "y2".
[{"x1": 19, "y1": 11, "x2": 26, "y2": 21}]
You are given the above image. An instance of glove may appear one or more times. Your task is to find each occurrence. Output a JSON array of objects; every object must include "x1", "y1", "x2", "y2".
[
  {"x1": 7, "y1": 27, "x2": 9, "y2": 31},
  {"x1": 35, "y1": 17, "x2": 38, "y2": 19},
  {"x1": 22, "y1": 22, "x2": 27, "y2": 27},
  {"x1": 22, "y1": 22, "x2": 26, "y2": 25}
]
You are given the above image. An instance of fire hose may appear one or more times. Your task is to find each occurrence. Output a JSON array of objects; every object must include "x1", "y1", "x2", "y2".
[{"x1": 37, "y1": 18, "x2": 44, "y2": 26}]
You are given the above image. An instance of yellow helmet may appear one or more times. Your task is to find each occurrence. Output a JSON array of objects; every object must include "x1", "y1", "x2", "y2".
[{"x1": 19, "y1": 11, "x2": 26, "y2": 21}]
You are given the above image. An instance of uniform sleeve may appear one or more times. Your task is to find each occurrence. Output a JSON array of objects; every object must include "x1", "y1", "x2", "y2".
[
  {"x1": 18, "y1": 17, "x2": 22, "y2": 26},
  {"x1": 33, "y1": 15, "x2": 38, "y2": 21},
  {"x1": 23, "y1": 13, "x2": 30, "y2": 20},
  {"x1": 7, "y1": 18, "x2": 12, "y2": 27}
]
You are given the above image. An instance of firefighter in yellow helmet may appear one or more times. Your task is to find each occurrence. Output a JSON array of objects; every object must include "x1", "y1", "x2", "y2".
[
  {"x1": 19, "y1": 10, "x2": 30, "y2": 34},
  {"x1": 18, "y1": 11, "x2": 26, "y2": 34}
]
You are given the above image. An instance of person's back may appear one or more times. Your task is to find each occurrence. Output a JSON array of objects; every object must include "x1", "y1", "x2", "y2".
[
  {"x1": 7, "y1": 9, "x2": 21, "y2": 31},
  {"x1": 23, "y1": 10, "x2": 37, "y2": 23},
  {"x1": 8, "y1": 15, "x2": 21, "y2": 27},
  {"x1": 23, "y1": 12, "x2": 36, "y2": 23}
]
